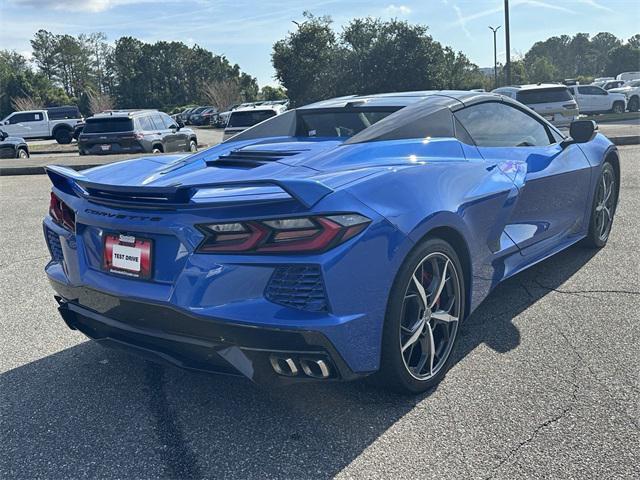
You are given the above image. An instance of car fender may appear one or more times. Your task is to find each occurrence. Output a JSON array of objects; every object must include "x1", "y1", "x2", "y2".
[{"x1": 343, "y1": 160, "x2": 519, "y2": 313}]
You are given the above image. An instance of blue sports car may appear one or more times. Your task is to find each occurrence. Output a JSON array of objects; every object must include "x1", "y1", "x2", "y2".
[{"x1": 44, "y1": 91, "x2": 619, "y2": 393}]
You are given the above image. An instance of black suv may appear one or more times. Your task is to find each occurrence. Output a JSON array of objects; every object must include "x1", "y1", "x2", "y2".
[{"x1": 78, "y1": 110, "x2": 197, "y2": 156}]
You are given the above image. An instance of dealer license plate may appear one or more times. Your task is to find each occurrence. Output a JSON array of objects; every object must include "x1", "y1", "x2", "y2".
[{"x1": 103, "y1": 233, "x2": 152, "y2": 279}]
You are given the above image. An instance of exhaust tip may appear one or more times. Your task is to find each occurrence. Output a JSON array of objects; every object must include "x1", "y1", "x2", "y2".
[
  {"x1": 269, "y1": 356, "x2": 299, "y2": 376},
  {"x1": 300, "y1": 358, "x2": 331, "y2": 379}
]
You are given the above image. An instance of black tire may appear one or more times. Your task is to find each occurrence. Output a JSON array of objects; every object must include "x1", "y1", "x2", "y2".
[
  {"x1": 628, "y1": 96, "x2": 639, "y2": 112},
  {"x1": 17, "y1": 148, "x2": 29, "y2": 159},
  {"x1": 374, "y1": 237, "x2": 466, "y2": 394},
  {"x1": 54, "y1": 128, "x2": 72, "y2": 144},
  {"x1": 611, "y1": 101, "x2": 625, "y2": 115},
  {"x1": 581, "y1": 161, "x2": 618, "y2": 248},
  {"x1": 188, "y1": 139, "x2": 197, "y2": 152},
  {"x1": 151, "y1": 145, "x2": 163, "y2": 154}
]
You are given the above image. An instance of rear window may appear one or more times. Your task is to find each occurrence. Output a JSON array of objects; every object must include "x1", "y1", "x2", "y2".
[
  {"x1": 83, "y1": 117, "x2": 134, "y2": 133},
  {"x1": 297, "y1": 110, "x2": 395, "y2": 138},
  {"x1": 517, "y1": 88, "x2": 572, "y2": 105},
  {"x1": 228, "y1": 110, "x2": 277, "y2": 128}
]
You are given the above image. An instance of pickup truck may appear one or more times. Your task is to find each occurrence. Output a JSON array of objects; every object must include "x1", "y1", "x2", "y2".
[
  {"x1": 566, "y1": 85, "x2": 627, "y2": 115},
  {"x1": 0, "y1": 106, "x2": 83, "y2": 144},
  {"x1": 609, "y1": 79, "x2": 640, "y2": 112}
]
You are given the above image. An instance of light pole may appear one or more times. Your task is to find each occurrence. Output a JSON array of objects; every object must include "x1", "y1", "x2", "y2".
[
  {"x1": 504, "y1": 0, "x2": 511, "y2": 85},
  {"x1": 489, "y1": 26, "x2": 501, "y2": 89}
]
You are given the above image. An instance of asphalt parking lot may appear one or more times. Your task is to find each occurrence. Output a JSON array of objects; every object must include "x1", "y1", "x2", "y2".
[{"x1": 1, "y1": 147, "x2": 638, "y2": 479}]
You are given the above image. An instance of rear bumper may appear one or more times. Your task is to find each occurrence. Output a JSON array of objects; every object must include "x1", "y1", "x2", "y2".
[
  {"x1": 51, "y1": 279, "x2": 363, "y2": 384},
  {"x1": 78, "y1": 141, "x2": 146, "y2": 155}
]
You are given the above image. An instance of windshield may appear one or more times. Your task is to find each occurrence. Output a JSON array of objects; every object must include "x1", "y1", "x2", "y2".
[
  {"x1": 516, "y1": 88, "x2": 573, "y2": 105},
  {"x1": 228, "y1": 110, "x2": 277, "y2": 128},
  {"x1": 296, "y1": 109, "x2": 396, "y2": 138},
  {"x1": 83, "y1": 117, "x2": 133, "y2": 133}
]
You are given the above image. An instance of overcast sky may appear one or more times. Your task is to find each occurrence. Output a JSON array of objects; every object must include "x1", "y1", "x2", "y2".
[{"x1": 1, "y1": 0, "x2": 638, "y2": 86}]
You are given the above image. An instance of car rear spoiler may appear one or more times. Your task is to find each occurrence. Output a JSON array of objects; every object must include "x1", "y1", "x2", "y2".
[{"x1": 45, "y1": 164, "x2": 334, "y2": 209}]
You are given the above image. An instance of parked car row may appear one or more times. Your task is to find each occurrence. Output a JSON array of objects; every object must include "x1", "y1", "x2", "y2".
[
  {"x1": 173, "y1": 106, "x2": 217, "y2": 125},
  {"x1": 492, "y1": 81, "x2": 633, "y2": 127}
]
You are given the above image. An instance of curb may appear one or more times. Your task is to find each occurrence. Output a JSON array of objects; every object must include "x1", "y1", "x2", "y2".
[
  {"x1": 609, "y1": 135, "x2": 640, "y2": 146},
  {"x1": 0, "y1": 164, "x2": 101, "y2": 176},
  {"x1": 2, "y1": 138, "x2": 638, "y2": 177},
  {"x1": 30, "y1": 149, "x2": 77, "y2": 155}
]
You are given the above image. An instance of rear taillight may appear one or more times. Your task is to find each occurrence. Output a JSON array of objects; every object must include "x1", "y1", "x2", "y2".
[
  {"x1": 49, "y1": 192, "x2": 76, "y2": 232},
  {"x1": 196, "y1": 214, "x2": 371, "y2": 254}
]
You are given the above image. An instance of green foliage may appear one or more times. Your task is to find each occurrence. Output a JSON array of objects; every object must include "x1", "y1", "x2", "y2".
[
  {"x1": 2, "y1": 30, "x2": 258, "y2": 118},
  {"x1": 605, "y1": 44, "x2": 640, "y2": 77},
  {"x1": 272, "y1": 13, "x2": 338, "y2": 107},
  {"x1": 259, "y1": 85, "x2": 288, "y2": 101},
  {"x1": 0, "y1": 49, "x2": 71, "y2": 117},
  {"x1": 523, "y1": 32, "x2": 638, "y2": 82},
  {"x1": 273, "y1": 14, "x2": 491, "y2": 105}
]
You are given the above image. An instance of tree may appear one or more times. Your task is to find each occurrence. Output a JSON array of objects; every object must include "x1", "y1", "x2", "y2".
[
  {"x1": 590, "y1": 32, "x2": 622, "y2": 75},
  {"x1": 202, "y1": 79, "x2": 242, "y2": 110},
  {"x1": 260, "y1": 85, "x2": 287, "y2": 100},
  {"x1": 30, "y1": 30, "x2": 58, "y2": 81},
  {"x1": 338, "y1": 18, "x2": 447, "y2": 94},
  {"x1": 441, "y1": 47, "x2": 485, "y2": 90},
  {"x1": 0, "y1": 50, "x2": 70, "y2": 118},
  {"x1": 628, "y1": 34, "x2": 640, "y2": 49},
  {"x1": 605, "y1": 44, "x2": 640, "y2": 76},
  {"x1": 86, "y1": 88, "x2": 114, "y2": 115},
  {"x1": 11, "y1": 96, "x2": 43, "y2": 111},
  {"x1": 272, "y1": 12, "x2": 339, "y2": 106},
  {"x1": 527, "y1": 57, "x2": 557, "y2": 83}
]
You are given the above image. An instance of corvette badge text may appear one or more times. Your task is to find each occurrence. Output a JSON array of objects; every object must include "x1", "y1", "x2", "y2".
[{"x1": 85, "y1": 208, "x2": 162, "y2": 222}]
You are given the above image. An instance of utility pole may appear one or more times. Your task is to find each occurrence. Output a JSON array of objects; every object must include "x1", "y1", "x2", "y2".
[
  {"x1": 489, "y1": 26, "x2": 501, "y2": 89},
  {"x1": 504, "y1": 0, "x2": 511, "y2": 85}
]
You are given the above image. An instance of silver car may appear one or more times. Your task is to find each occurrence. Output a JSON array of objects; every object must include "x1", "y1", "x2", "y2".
[{"x1": 492, "y1": 84, "x2": 578, "y2": 127}]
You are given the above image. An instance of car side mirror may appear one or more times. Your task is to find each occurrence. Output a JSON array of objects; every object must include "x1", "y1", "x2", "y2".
[
  {"x1": 0, "y1": 130, "x2": 7, "y2": 140},
  {"x1": 562, "y1": 120, "x2": 597, "y2": 148},
  {"x1": 176, "y1": 120, "x2": 184, "y2": 129}
]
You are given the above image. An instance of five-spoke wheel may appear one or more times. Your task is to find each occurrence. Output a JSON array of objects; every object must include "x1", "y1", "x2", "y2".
[
  {"x1": 376, "y1": 238, "x2": 465, "y2": 393},
  {"x1": 400, "y1": 252, "x2": 461, "y2": 380},
  {"x1": 583, "y1": 161, "x2": 618, "y2": 248},
  {"x1": 594, "y1": 165, "x2": 616, "y2": 242}
]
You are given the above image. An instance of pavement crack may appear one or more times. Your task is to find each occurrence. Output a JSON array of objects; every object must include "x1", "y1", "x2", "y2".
[
  {"x1": 533, "y1": 280, "x2": 640, "y2": 297},
  {"x1": 555, "y1": 315, "x2": 640, "y2": 432},
  {"x1": 144, "y1": 363, "x2": 203, "y2": 480},
  {"x1": 483, "y1": 349, "x2": 581, "y2": 479},
  {"x1": 0, "y1": 255, "x2": 49, "y2": 269}
]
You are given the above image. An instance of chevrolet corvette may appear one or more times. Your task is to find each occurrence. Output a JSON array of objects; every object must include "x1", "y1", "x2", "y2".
[{"x1": 43, "y1": 91, "x2": 619, "y2": 393}]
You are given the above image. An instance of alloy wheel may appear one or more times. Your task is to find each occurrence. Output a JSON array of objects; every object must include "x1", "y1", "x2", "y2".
[
  {"x1": 594, "y1": 167, "x2": 616, "y2": 242},
  {"x1": 399, "y1": 252, "x2": 461, "y2": 380}
]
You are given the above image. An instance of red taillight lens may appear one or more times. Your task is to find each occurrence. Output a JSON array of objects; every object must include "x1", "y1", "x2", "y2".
[
  {"x1": 49, "y1": 192, "x2": 76, "y2": 232},
  {"x1": 196, "y1": 214, "x2": 370, "y2": 254}
]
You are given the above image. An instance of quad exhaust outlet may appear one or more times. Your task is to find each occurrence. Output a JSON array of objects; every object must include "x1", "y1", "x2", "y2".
[{"x1": 270, "y1": 355, "x2": 331, "y2": 379}]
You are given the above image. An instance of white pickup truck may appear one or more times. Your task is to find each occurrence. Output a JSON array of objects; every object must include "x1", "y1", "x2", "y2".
[
  {"x1": 0, "y1": 106, "x2": 83, "y2": 144},
  {"x1": 566, "y1": 85, "x2": 627, "y2": 115},
  {"x1": 609, "y1": 79, "x2": 640, "y2": 112}
]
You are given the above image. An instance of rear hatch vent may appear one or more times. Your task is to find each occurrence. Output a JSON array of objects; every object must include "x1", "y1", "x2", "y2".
[{"x1": 208, "y1": 149, "x2": 306, "y2": 169}]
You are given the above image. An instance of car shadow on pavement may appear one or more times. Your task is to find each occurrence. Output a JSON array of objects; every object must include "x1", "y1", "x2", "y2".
[{"x1": 1, "y1": 246, "x2": 598, "y2": 479}]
